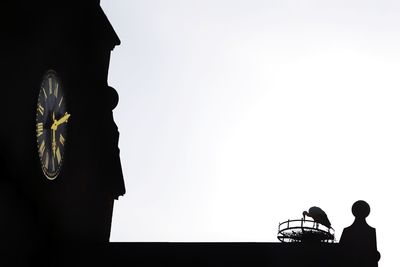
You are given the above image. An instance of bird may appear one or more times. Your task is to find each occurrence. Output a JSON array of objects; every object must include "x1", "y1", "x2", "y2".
[{"x1": 303, "y1": 206, "x2": 331, "y2": 228}]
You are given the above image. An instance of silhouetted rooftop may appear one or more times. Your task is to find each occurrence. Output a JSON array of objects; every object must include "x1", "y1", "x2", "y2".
[{"x1": 5, "y1": 1, "x2": 120, "y2": 49}]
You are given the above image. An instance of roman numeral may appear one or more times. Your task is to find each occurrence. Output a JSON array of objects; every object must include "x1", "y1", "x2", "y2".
[
  {"x1": 38, "y1": 104, "x2": 44, "y2": 115},
  {"x1": 49, "y1": 77, "x2": 52, "y2": 94},
  {"x1": 59, "y1": 97, "x2": 63, "y2": 107},
  {"x1": 51, "y1": 156, "x2": 55, "y2": 171},
  {"x1": 42, "y1": 87, "x2": 47, "y2": 99},
  {"x1": 60, "y1": 134, "x2": 65, "y2": 146},
  {"x1": 39, "y1": 141, "x2": 45, "y2": 157},
  {"x1": 54, "y1": 83, "x2": 59, "y2": 98},
  {"x1": 36, "y1": 122, "x2": 43, "y2": 137},
  {"x1": 45, "y1": 152, "x2": 49, "y2": 169},
  {"x1": 56, "y1": 147, "x2": 62, "y2": 164}
]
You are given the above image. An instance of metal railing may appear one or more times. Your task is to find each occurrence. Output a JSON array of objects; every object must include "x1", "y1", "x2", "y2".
[{"x1": 277, "y1": 218, "x2": 335, "y2": 243}]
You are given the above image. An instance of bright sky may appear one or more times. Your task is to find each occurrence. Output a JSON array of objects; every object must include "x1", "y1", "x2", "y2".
[{"x1": 102, "y1": 1, "x2": 400, "y2": 266}]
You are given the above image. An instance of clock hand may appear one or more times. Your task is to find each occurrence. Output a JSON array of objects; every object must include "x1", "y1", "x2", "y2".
[
  {"x1": 51, "y1": 112, "x2": 57, "y2": 155},
  {"x1": 51, "y1": 112, "x2": 57, "y2": 131},
  {"x1": 51, "y1": 112, "x2": 71, "y2": 131},
  {"x1": 52, "y1": 128, "x2": 56, "y2": 156}
]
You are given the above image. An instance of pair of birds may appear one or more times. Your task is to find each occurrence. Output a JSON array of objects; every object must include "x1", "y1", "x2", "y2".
[{"x1": 303, "y1": 206, "x2": 331, "y2": 228}]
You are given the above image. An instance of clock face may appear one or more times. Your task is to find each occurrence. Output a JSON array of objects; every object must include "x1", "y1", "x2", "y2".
[{"x1": 36, "y1": 70, "x2": 70, "y2": 180}]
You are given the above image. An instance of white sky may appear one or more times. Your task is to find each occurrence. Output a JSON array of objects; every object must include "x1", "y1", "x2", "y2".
[{"x1": 102, "y1": 1, "x2": 400, "y2": 266}]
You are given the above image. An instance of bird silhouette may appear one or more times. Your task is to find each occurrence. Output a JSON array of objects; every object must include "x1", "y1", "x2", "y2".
[{"x1": 303, "y1": 206, "x2": 331, "y2": 228}]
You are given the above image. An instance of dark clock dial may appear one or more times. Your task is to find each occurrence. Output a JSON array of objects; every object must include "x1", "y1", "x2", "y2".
[{"x1": 36, "y1": 70, "x2": 70, "y2": 180}]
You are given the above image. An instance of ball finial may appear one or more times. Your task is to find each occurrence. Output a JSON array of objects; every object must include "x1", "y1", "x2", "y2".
[
  {"x1": 107, "y1": 86, "x2": 119, "y2": 110},
  {"x1": 352, "y1": 200, "x2": 370, "y2": 219}
]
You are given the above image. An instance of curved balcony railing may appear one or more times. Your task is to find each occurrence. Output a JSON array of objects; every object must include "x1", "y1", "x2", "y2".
[{"x1": 277, "y1": 219, "x2": 335, "y2": 243}]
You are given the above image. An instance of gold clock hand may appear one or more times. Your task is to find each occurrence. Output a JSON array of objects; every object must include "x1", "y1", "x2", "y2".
[
  {"x1": 51, "y1": 112, "x2": 57, "y2": 155},
  {"x1": 57, "y1": 112, "x2": 71, "y2": 126},
  {"x1": 52, "y1": 128, "x2": 56, "y2": 156},
  {"x1": 51, "y1": 112, "x2": 71, "y2": 131},
  {"x1": 51, "y1": 112, "x2": 58, "y2": 131}
]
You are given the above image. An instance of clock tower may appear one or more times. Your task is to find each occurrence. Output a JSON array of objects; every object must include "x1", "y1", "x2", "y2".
[{"x1": 2, "y1": 0, "x2": 125, "y2": 262}]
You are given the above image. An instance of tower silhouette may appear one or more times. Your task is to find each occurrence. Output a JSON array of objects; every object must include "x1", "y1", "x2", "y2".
[{"x1": 2, "y1": 1, "x2": 125, "y2": 265}]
